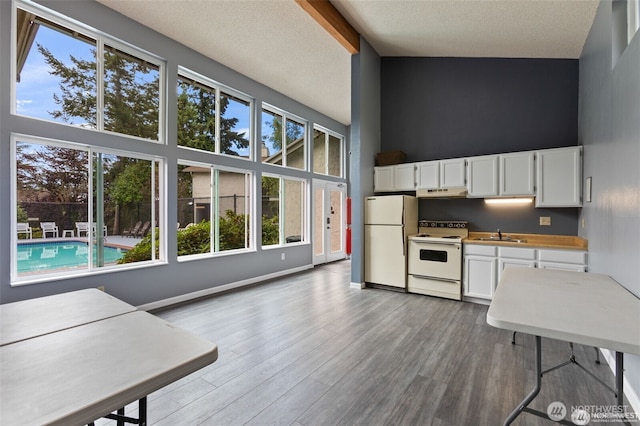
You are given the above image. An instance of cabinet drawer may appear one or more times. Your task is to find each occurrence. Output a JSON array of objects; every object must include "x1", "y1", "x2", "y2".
[
  {"x1": 464, "y1": 244, "x2": 497, "y2": 256},
  {"x1": 537, "y1": 249, "x2": 587, "y2": 265},
  {"x1": 498, "y1": 247, "x2": 536, "y2": 260}
]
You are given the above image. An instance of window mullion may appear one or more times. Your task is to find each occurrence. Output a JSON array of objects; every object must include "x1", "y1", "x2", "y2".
[
  {"x1": 215, "y1": 87, "x2": 221, "y2": 154},
  {"x1": 96, "y1": 38, "x2": 104, "y2": 132},
  {"x1": 213, "y1": 168, "x2": 219, "y2": 253},
  {"x1": 281, "y1": 117, "x2": 287, "y2": 168},
  {"x1": 279, "y1": 177, "x2": 285, "y2": 245}
]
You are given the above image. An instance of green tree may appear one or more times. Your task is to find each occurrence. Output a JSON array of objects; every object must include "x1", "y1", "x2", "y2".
[
  {"x1": 177, "y1": 78, "x2": 249, "y2": 155},
  {"x1": 38, "y1": 43, "x2": 160, "y2": 139},
  {"x1": 36, "y1": 44, "x2": 160, "y2": 232},
  {"x1": 262, "y1": 114, "x2": 304, "y2": 151},
  {"x1": 17, "y1": 143, "x2": 88, "y2": 203},
  {"x1": 17, "y1": 205, "x2": 29, "y2": 222}
]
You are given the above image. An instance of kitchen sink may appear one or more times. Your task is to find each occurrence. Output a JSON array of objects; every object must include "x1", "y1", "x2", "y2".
[{"x1": 475, "y1": 237, "x2": 528, "y2": 243}]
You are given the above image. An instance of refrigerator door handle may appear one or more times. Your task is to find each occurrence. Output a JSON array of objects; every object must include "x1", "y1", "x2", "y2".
[{"x1": 402, "y1": 225, "x2": 406, "y2": 257}]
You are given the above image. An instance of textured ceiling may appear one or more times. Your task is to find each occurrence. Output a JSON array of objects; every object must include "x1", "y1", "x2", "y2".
[{"x1": 96, "y1": 0, "x2": 600, "y2": 126}]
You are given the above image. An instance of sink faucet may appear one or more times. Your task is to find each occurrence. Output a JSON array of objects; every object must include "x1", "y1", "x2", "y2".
[{"x1": 498, "y1": 228, "x2": 502, "y2": 240}]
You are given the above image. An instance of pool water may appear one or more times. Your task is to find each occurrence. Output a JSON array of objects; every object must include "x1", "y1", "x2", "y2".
[{"x1": 18, "y1": 241, "x2": 127, "y2": 273}]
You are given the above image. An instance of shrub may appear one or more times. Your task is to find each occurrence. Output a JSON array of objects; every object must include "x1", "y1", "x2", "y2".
[
  {"x1": 118, "y1": 229, "x2": 158, "y2": 263},
  {"x1": 178, "y1": 221, "x2": 211, "y2": 255},
  {"x1": 118, "y1": 211, "x2": 281, "y2": 264}
]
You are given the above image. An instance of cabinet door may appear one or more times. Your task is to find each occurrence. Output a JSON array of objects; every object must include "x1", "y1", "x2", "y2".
[
  {"x1": 464, "y1": 255, "x2": 497, "y2": 300},
  {"x1": 416, "y1": 161, "x2": 440, "y2": 189},
  {"x1": 536, "y1": 146, "x2": 582, "y2": 207},
  {"x1": 500, "y1": 151, "x2": 535, "y2": 196},
  {"x1": 374, "y1": 166, "x2": 394, "y2": 192},
  {"x1": 440, "y1": 158, "x2": 466, "y2": 188},
  {"x1": 497, "y1": 259, "x2": 536, "y2": 284},
  {"x1": 467, "y1": 155, "x2": 499, "y2": 197},
  {"x1": 393, "y1": 164, "x2": 416, "y2": 191}
]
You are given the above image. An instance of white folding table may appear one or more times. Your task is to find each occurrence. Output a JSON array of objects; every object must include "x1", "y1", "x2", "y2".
[
  {"x1": 487, "y1": 267, "x2": 640, "y2": 425},
  {"x1": 0, "y1": 290, "x2": 218, "y2": 426},
  {"x1": 0, "y1": 288, "x2": 136, "y2": 346}
]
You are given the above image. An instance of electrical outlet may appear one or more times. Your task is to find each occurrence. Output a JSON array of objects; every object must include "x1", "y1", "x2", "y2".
[
  {"x1": 281, "y1": 253, "x2": 285, "y2": 260},
  {"x1": 97, "y1": 286, "x2": 105, "y2": 292},
  {"x1": 581, "y1": 218, "x2": 586, "y2": 228},
  {"x1": 540, "y1": 216, "x2": 551, "y2": 226}
]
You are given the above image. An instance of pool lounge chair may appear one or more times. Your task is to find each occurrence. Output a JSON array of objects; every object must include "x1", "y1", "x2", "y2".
[
  {"x1": 134, "y1": 221, "x2": 150, "y2": 238},
  {"x1": 17, "y1": 223, "x2": 32, "y2": 239},
  {"x1": 75, "y1": 222, "x2": 90, "y2": 237},
  {"x1": 40, "y1": 222, "x2": 59, "y2": 238},
  {"x1": 123, "y1": 221, "x2": 142, "y2": 237}
]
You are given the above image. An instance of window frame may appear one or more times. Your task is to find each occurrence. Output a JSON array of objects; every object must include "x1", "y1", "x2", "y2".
[
  {"x1": 11, "y1": 133, "x2": 167, "y2": 285},
  {"x1": 177, "y1": 67, "x2": 254, "y2": 159},
  {"x1": 312, "y1": 124, "x2": 345, "y2": 178},
  {"x1": 261, "y1": 104, "x2": 308, "y2": 171},
  {"x1": 177, "y1": 159, "x2": 255, "y2": 261},
  {"x1": 12, "y1": 0, "x2": 166, "y2": 143},
  {"x1": 261, "y1": 173, "x2": 308, "y2": 248}
]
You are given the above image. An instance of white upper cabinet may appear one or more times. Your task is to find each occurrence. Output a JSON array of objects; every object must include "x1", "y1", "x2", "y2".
[
  {"x1": 466, "y1": 155, "x2": 499, "y2": 197},
  {"x1": 415, "y1": 161, "x2": 440, "y2": 189},
  {"x1": 374, "y1": 164, "x2": 415, "y2": 192},
  {"x1": 535, "y1": 146, "x2": 582, "y2": 207},
  {"x1": 440, "y1": 158, "x2": 466, "y2": 188},
  {"x1": 500, "y1": 151, "x2": 535, "y2": 196},
  {"x1": 374, "y1": 166, "x2": 394, "y2": 192},
  {"x1": 393, "y1": 163, "x2": 416, "y2": 191}
]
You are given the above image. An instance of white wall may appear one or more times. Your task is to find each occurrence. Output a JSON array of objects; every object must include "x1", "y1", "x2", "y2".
[{"x1": 579, "y1": 0, "x2": 640, "y2": 409}]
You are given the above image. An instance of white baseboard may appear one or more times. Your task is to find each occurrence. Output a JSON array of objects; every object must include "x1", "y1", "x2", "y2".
[
  {"x1": 599, "y1": 348, "x2": 640, "y2": 415},
  {"x1": 137, "y1": 264, "x2": 313, "y2": 312},
  {"x1": 350, "y1": 281, "x2": 365, "y2": 289}
]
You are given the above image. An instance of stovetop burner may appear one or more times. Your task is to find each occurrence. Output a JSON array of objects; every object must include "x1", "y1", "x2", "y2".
[{"x1": 413, "y1": 220, "x2": 469, "y2": 241}]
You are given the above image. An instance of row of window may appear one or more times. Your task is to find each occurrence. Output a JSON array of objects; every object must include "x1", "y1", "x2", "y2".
[
  {"x1": 14, "y1": 2, "x2": 344, "y2": 176},
  {"x1": 13, "y1": 136, "x2": 307, "y2": 281},
  {"x1": 10, "y1": 1, "x2": 346, "y2": 284}
]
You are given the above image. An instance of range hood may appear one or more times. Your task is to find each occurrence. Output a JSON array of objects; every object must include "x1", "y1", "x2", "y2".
[{"x1": 416, "y1": 187, "x2": 468, "y2": 198}]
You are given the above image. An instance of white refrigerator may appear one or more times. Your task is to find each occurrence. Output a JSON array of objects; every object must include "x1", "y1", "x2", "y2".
[{"x1": 364, "y1": 195, "x2": 418, "y2": 289}]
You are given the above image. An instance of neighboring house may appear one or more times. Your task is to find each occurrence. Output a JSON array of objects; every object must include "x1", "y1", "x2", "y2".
[{"x1": 180, "y1": 165, "x2": 248, "y2": 225}]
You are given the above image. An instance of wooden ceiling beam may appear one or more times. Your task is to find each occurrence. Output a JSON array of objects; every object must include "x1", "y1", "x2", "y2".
[{"x1": 295, "y1": 0, "x2": 360, "y2": 54}]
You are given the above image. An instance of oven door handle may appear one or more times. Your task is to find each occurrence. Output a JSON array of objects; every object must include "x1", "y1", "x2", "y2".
[
  {"x1": 411, "y1": 240, "x2": 461, "y2": 247},
  {"x1": 411, "y1": 275, "x2": 460, "y2": 284}
]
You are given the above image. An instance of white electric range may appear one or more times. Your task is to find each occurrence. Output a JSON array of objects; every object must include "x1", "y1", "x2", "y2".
[{"x1": 407, "y1": 220, "x2": 468, "y2": 300}]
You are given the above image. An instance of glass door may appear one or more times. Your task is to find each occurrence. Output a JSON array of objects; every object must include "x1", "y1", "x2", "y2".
[{"x1": 312, "y1": 179, "x2": 347, "y2": 265}]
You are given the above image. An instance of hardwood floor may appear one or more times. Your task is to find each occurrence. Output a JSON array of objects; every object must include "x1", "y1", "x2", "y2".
[{"x1": 102, "y1": 260, "x2": 623, "y2": 425}]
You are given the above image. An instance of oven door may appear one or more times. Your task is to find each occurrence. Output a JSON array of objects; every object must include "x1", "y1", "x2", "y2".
[{"x1": 408, "y1": 240, "x2": 462, "y2": 281}]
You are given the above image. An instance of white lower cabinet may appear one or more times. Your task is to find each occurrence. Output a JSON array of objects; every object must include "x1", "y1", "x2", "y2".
[
  {"x1": 464, "y1": 245, "x2": 497, "y2": 300},
  {"x1": 464, "y1": 244, "x2": 587, "y2": 302},
  {"x1": 538, "y1": 248, "x2": 587, "y2": 272},
  {"x1": 497, "y1": 247, "x2": 537, "y2": 284}
]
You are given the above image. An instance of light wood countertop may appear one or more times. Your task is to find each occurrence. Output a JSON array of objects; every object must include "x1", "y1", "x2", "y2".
[{"x1": 465, "y1": 232, "x2": 587, "y2": 250}]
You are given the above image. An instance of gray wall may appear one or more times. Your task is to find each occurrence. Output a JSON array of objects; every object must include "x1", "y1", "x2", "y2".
[
  {"x1": 381, "y1": 57, "x2": 579, "y2": 160},
  {"x1": 350, "y1": 38, "x2": 381, "y2": 286},
  {"x1": 380, "y1": 57, "x2": 581, "y2": 234},
  {"x1": 579, "y1": 1, "x2": 640, "y2": 398},
  {"x1": 419, "y1": 199, "x2": 579, "y2": 235},
  {"x1": 0, "y1": 0, "x2": 348, "y2": 306}
]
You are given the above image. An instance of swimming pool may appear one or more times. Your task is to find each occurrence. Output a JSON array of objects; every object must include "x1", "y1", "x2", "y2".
[{"x1": 17, "y1": 241, "x2": 127, "y2": 273}]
